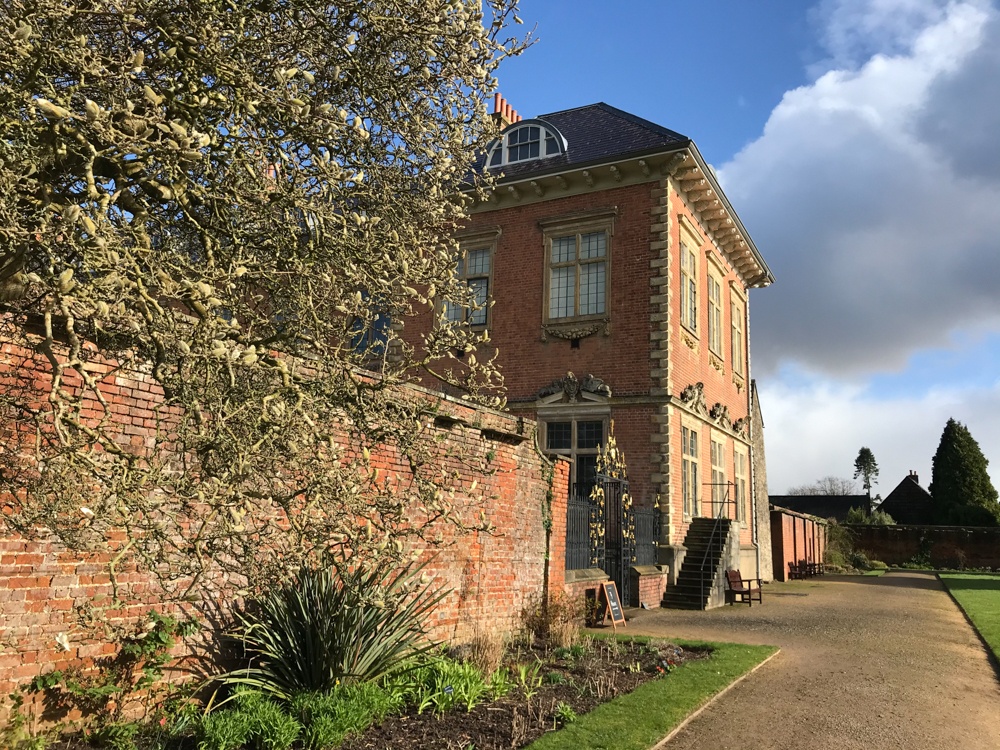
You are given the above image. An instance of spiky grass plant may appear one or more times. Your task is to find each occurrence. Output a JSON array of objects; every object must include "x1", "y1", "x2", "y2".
[{"x1": 217, "y1": 560, "x2": 445, "y2": 701}]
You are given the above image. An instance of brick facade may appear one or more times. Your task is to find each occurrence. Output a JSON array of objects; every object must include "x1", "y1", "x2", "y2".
[
  {"x1": 0, "y1": 330, "x2": 570, "y2": 702},
  {"x1": 417, "y1": 102, "x2": 773, "y2": 587}
]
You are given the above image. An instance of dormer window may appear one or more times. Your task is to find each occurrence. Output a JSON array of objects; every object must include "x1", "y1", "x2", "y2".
[{"x1": 487, "y1": 120, "x2": 567, "y2": 168}]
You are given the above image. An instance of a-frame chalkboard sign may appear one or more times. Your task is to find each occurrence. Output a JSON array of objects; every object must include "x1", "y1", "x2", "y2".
[{"x1": 601, "y1": 580, "x2": 626, "y2": 629}]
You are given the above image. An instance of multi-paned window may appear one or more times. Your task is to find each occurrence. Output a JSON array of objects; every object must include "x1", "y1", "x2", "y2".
[
  {"x1": 682, "y1": 425, "x2": 699, "y2": 518},
  {"x1": 731, "y1": 297, "x2": 745, "y2": 376},
  {"x1": 545, "y1": 418, "x2": 605, "y2": 498},
  {"x1": 711, "y1": 437, "x2": 726, "y2": 517},
  {"x1": 444, "y1": 246, "x2": 492, "y2": 327},
  {"x1": 547, "y1": 230, "x2": 607, "y2": 320},
  {"x1": 488, "y1": 123, "x2": 564, "y2": 167},
  {"x1": 680, "y1": 241, "x2": 697, "y2": 333},
  {"x1": 734, "y1": 447, "x2": 748, "y2": 524},
  {"x1": 707, "y1": 274, "x2": 723, "y2": 356}
]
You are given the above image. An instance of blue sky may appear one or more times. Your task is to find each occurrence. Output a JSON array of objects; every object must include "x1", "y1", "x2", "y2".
[{"x1": 496, "y1": 0, "x2": 1000, "y2": 497}]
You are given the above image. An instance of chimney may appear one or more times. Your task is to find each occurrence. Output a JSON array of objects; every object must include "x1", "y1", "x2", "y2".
[
  {"x1": 909, "y1": 470, "x2": 919, "y2": 484},
  {"x1": 492, "y1": 93, "x2": 517, "y2": 128}
]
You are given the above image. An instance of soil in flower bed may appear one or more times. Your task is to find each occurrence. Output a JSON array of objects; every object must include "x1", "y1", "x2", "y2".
[{"x1": 340, "y1": 638, "x2": 710, "y2": 750}]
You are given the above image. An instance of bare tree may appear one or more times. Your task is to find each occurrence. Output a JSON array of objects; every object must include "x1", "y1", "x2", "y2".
[
  {"x1": 786, "y1": 476, "x2": 859, "y2": 495},
  {"x1": 0, "y1": 1, "x2": 527, "y2": 597}
]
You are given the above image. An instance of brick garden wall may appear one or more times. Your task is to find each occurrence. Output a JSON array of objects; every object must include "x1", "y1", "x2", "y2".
[
  {"x1": 0, "y1": 330, "x2": 570, "y2": 702},
  {"x1": 770, "y1": 508, "x2": 827, "y2": 582},
  {"x1": 850, "y1": 525, "x2": 1000, "y2": 569}
]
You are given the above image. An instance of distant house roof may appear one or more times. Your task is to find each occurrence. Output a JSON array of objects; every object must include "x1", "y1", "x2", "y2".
[
  {"x1": 768, "y1": 495, "x2": 871, "y2": 523},
  {"x1": 878, "y1": 472, "x2": 935, "y2": 525},
  {"x1": 480, "y1": 102, "x2": 690, "y2": 181}
]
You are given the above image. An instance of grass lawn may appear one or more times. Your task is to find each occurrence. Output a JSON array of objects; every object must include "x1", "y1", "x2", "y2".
[
  {"x1": 939, "y1": 573, "x2": 1000, "y2": 661},
  {"x1": 525, "y1": 639, "x2": 777, "y2": 750}
]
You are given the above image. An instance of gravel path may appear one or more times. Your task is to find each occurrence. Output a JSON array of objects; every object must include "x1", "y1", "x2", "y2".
[{"x1": 623, "y1": 572, "x2": 1000, "y2": 749}]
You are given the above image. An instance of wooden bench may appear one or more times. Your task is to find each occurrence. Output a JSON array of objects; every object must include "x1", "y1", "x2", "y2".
[
  {"x1": 725, "y1": 569, "x2": 763, "y2": 607},
  {"x1": 788, "y1": 561, "x2": 807, "y2": 580}
]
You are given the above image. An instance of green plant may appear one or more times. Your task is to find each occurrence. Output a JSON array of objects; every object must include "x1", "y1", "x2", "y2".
[
  {"x1": 198, "y1": 710, "x2": 251, "y2": 750},
  {"x1": 848, "y1": 549, "x2": 871, "y2": 570},
  {"x1": 546, "y1": 671, "x2": 566, "y2": 685},
  {"x1": 291, "y1": 683, "x2": 400, "y2": 750},
  {"x1": 514, "y1": 662, "x2": 543, "y2": 702},
  {"x1": 245, "y1": 698, "x2": 301, "y2": 750},
  {"x1": 553, "y1": 701, "x2": 577, "y2": 726},
  {"x1": 487, "y1": 667, "x2": 514, "y2": 700},
  {"x1": 87, "y1": 721, "x2": 140, "y2": 750},
  {"x1": 21, "y1": 611, "x2": 198, "y2": 735},
  {"x1": 387, "y1": 655, "x2": 489, "y2": 716},
  {"x1": 217, "y1": 559, "x2": 444, "y2": 701},
  {"x1": 0, "y1": 693, "x2": 48, "y2": 750}
]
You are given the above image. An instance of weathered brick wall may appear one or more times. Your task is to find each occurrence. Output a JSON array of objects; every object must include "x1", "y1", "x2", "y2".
[
  {"x1": 770, "y1": 508, "x2": 827, "y2": 581},
  {"x1": 851, "y1": 525, "x2": 1000, "y2": 568},
  {"x1": 630, "y1": 565, "x2": 668, "y2": 609},
  {"x1": 751, "y1": 381, "x2": 773, "y2": 580},
  {"x1": 0, "y1": 331, "x2": 570, "y2": 701}
]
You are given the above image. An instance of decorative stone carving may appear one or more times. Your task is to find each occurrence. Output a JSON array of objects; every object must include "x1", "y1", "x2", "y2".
[
  {"x1": 681, "y1": 331, "x2": 697, "y2": 351},
  {"x1": 540, "y1": 318, "x2": 610, "y2": 341},
  {"x1": 678, "y1": 382, "x2": 708, "y2": 416},
  {"x1": 537, "y1": 372, "x2": 612, "y2": 402},
  {"x1": 732, "y1": 417, "x2": 749, "y2": 438},
  {"x1": 710, "y1": 403, "x2": 731, "y2": 429}
]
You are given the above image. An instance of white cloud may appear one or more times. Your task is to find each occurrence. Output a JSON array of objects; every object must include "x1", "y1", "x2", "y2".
[
  {"x1": 758, "y1": 375, "x2": 1000, "y2": 496},
  {"x1": 721, "y1": 0, "x2": 1000, "y2": 499},
  {"x1": 721, "y1": 0, "x2": 1000, "y2": 376}
]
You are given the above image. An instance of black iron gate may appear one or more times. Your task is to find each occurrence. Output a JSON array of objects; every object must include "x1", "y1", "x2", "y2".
[
  {"x1": 597, "y1": 475, "x2": 635, "y2": 606},
  {"x1": 565, "y1": 476, "x2": 660, "y2": 607}
]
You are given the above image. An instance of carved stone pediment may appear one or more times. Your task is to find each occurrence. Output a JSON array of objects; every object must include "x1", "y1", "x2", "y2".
[
  {"x1": 537, "y1": 371, "x2": 612, "y2": 403},
  {"x1": 678, "y1": 382, "x2": 708, "y2": 416},
  {"x1": 732, "y1": 416, "x2": 749, "y2": 438},
  {"x1": 709, "y1": 403, "x2": 731, "y2": 429}
]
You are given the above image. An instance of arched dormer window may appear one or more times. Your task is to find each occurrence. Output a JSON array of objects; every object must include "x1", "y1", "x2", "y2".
[{"x1": 487, "y1": 119, "x2": 567, "y2": 168}]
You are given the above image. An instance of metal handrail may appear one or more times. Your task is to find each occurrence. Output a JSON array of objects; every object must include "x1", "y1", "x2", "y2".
[{"x1": 698, "y1": 482, "x2": 736, "y2": 607}]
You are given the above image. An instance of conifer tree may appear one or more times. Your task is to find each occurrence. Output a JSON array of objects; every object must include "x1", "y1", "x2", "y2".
[
  {"x1": 853, "y1": 447, "x2": 879, "y2": 497},
  {"x1": 929, "y1": 419, "x2": 1000, "y2": 526}
]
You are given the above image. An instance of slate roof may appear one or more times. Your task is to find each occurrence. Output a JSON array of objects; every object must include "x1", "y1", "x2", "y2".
[
  {"x1": 878, "y1": 475, "x2": 935, "y2": 525},
  {"x1": 482, "y1": 102, "x2": 691, "y2": 181},
  {"x1": 769, "y1": 495, "x2": 872, "y2": 523}
]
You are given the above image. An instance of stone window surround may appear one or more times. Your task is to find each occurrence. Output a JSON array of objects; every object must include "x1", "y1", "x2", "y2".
[
  {"x1": 539, "y1": 208, "x2": 617, "y2": 337},
  {"x1": 446, "y1": 227, "x2": 500, "y2": 329}
]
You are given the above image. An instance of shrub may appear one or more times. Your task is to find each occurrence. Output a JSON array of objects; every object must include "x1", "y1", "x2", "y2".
[
  {"x1": 291, "y1": 684, "x2": 400, "y2": 749},
  {"x1": 846, "y1": 507, "x2": 895, "y2": 525},
  {"x1": 459, "y1": 627, "x2": 506, "y2": 677},
  {"x1": 522, "y1": 592, "x2": 582, "y2": 648},
  {"x1": 217, "y1": 559, "x2": 444, "y2": 700},
  {"x1": 198, "y1": 710, "x2": 251, "y2": 750},
  {"x1": 848, "y1": 550, "x2": 871, "y2": 570}
]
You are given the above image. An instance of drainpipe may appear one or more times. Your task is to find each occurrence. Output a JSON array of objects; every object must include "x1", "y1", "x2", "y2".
[{"x1": 747, "y1": 300, "x2": 762, "y2": 581}]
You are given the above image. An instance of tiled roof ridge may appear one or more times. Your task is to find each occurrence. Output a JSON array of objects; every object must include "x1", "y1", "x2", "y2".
[{"x1": 538, "y1": 101, "x2": 690, "y2": 142}]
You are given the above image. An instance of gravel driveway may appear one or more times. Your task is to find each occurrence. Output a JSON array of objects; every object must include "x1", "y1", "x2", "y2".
[{"x1": 623, "y1": 572, "x2": 1000, "y2": 749}]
